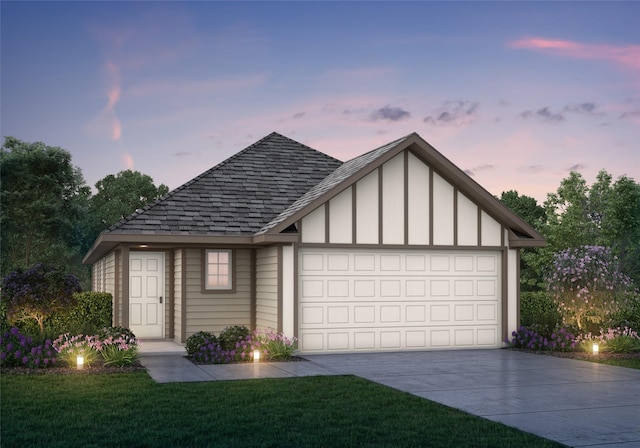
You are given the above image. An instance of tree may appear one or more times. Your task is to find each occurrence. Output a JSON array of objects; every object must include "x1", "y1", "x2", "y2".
[
  {"x1": 603, "y1": 176, "x2": 640, "y2": 284},
  {"x1": 90, "y1": 170, "x2": 169, "y2": 231},
  {"x1": 547, "y1": 245, "x2": 636, "y2": 332},
  {"x1": 499, "y1": 191, "x2": 548, "y2": 291},
  {"x1": 544, "y1": 171, "x2": 599, "y2": 250},
  {"x1": 0, "y1": 137, "x2": 92, "y2": 283},
  {"x1": 499, "y1": 190, "x2": 546, "y2": 230},
  {"x1": 1, "y1": 264, "x2": 81, "y2": 335}
]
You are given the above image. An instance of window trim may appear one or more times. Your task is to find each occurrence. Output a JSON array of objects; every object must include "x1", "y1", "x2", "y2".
[{"x1": 202, "y1": 249, "x2": 235, "y2": 293}]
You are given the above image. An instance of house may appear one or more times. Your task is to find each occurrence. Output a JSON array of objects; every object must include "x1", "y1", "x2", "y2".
[{"x1": 83, "y1": 132, "x2": 545, "y2": 353}]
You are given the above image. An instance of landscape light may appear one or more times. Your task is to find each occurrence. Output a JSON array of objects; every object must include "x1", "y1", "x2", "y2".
[
  {"x1": 592, "y1": 343, "x2": 599, "y2": 355},
  {"x1": 253, "y1": 350, "x2": 261, "y2": 363},
  {"x1": 77, "y1": 355, "x2": 84, "y2": 370}
]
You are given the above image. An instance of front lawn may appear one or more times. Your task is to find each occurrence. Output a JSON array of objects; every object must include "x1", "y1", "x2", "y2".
[{"x1": 1, "y1": 373, "x2": 564, "y2": 448}]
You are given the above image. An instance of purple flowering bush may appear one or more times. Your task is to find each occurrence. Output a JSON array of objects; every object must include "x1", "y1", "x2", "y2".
[
  {"x1": 1, "y1": 264, "x2": 81, "y2": 335},
  {"x1": 0, "y1": 327, "x2": 57, "y2": 368},
  {"x1": 547, "y1": 245, "x2": 638, "y2": 332},
  {"x1": 187, "y1": 326, "x2": 297, "y2": 364},
  {"x1": 506, "y1": 326, "x2": 577, "y2": 352}
]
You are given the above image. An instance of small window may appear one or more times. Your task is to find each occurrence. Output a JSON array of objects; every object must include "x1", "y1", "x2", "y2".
[{"x1": 205, "y1": 250, "x2": 232, "y2": 290}]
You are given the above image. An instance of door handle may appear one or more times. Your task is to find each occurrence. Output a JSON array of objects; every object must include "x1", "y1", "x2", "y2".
[{"x1": 159, "y1": 296, "x2": 163, "y2": 303}]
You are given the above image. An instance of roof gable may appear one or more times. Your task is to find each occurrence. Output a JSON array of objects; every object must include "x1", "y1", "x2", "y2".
[
  {"x1": 260, "y1": 133, "x2": 544, "y2": 247},
  {"x1": 105, "y1": 132, "x2": 342, "y2": 236}
]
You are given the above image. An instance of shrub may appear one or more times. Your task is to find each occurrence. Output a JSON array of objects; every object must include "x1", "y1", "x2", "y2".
[
  {"x1": 0, "y1": 327, "x2": 57, "y2": 368},
  {"x1": 98, "y1": 331, "x2": 140, "y2": 367},
  {"x1": 547, "y1": 245, "x2": 637, "y2": 332},
  {"x1": 1, "y1": 264, "x2": 81, "y2": 335},
  {"x1": 506, "y1": 326, "x2": 576, "y2": 351},
  {"x1": 52, "y1": 333, "x2": 100, "y2": 368},
  {"x1": 46, "y1": 292, "x2": 112, "y2": 336},
  {"x1": 187, "y1": 327, "x2": 296, "y2": 364},
  {"x1": 254, "y1": 328, "x2": 298, "y2": 361},
  {"x1": 578, "y1": 327, "x2": 640, "y2": 353},
  {"x1": 218, "y1": 325, "x2": 250, "y2": 351},
  {"x1": 186, "y1": 331, "x2": 216, "y2": 357},
  {"x1": 520, "y1": 291, "x2": 562, "y2": 335}
]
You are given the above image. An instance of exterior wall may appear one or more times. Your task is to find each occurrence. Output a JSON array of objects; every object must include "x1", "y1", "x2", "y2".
[
  {"x1": 281, "y1": 245, "x2": 294, "y2": 336},
  {"x1": 184, "y1": 248, "x2": 252, "y2": 338},
  {"x1": 299, "y1": 149, "x2": 504, "y2": 249},
  {"x1": 174, "y1": 249, "x2": 183, "y2": 343},
  {"x1": 92, "y1": 252, "x2": 115, "y2": 295},
  {"x1": 255, "y1": 246, "x2": 279, "y2": 330}
]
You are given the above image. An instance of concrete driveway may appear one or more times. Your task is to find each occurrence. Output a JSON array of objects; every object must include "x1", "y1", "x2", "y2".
[
  {"x1": 140, "y1": 343, "x2": 640, "y2": 448},
  {"x1": 303, "y1": 350, "x2": 640, "y2": 448}
]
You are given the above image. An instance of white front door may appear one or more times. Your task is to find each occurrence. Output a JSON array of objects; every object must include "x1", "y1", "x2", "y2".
[{"x1": 129, "y1": 252, "x2": 165, "y2": 338}]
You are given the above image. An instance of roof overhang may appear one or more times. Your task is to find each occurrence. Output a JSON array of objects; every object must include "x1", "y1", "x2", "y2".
[{"x1": 83, "y1": 232, "x2": 299, "y2": 264}]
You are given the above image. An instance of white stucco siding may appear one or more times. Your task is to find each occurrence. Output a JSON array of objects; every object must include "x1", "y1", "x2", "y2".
[
  {"x1": 355, "y1": 170, "x2": 379, "y2": 244},
  {"x1": 457, "y1": 192, "x2": 478, "y2": 246},
  {"x1": 301, "y1": 205, "x2": 325, "y2": 244},
  {"x1": 432, "y1": 173, "x2": 454, "y2": 245},
  {"x1": 382, "y1": 153, "x2": 405, "y2": 244},
  {"x1": 481, "y1": 211, "x2": 502, "y2": 247},
  {"x1": 329, "y1": 187, "x2": 353, "y2": 244},
  {"x1": 407, "y1": 152, "x2": 430, "y2": 245}
]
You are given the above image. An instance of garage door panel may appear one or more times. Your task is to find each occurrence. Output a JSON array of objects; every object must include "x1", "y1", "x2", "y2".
[
  {"x1": 299, "y1": 249, "x2": 501, "y2": 353},
  {"x1": 301, "y1": 325, "x2": 499, "y2": 351},
  {"x1": 301, "y1": 301, "x2": 497, "y2": 329},
  {"x1": 300, "y1": 252, "x2": 499, "y2": 277}
]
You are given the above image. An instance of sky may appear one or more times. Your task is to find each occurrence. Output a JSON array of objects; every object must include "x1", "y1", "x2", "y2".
[{"x1": 2, "y1": 1, "x2": 639, "y2": 204}]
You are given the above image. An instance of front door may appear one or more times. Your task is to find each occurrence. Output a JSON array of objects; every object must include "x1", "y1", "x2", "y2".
[{"x1": 129, "y1": 252, "x2": 165, "y2": 338}]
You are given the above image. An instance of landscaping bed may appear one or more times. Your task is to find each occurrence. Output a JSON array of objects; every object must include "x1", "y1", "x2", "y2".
[{"x1": 0, "y1": 360, "x2": 146, "y2": 375}]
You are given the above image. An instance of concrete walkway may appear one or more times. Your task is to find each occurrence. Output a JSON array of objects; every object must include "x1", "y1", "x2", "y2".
[{"x1": 139, "y1": 342, "x2": 640, "y2": 448}]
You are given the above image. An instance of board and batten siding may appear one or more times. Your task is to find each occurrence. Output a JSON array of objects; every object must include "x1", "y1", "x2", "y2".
[
  {"x1": 300, "y1": 151, "x2": 504, "y2": 248},
  {"x1": 184, "y1": 248, "x2": 252, "y2": 337},
  {"x1": 255, "y1": 246, "x2": 279, "y2": 330}
]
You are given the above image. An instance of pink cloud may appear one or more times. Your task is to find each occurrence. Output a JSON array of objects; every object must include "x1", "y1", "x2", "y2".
[
  {"x1": 121, "y1": 152, "x2": 134, "y2": 170},
  {"x1": 509, "y1": 37, "x2": 640, "y2": 71}
]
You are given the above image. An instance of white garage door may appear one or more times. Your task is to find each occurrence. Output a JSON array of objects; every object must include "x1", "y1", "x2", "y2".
[{"x1": 298, "y1": 249, "x2": 501, "y2": 353}]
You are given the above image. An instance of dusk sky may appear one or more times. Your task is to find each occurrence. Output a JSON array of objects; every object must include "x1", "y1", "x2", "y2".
[{"x1": 2, "y1": 1, "x2": 638, "y2": 203}]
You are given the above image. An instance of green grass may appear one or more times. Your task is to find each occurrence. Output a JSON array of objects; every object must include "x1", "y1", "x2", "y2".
[
  {"x1": 0, "y1": 373, "x2": 564, "y2": 448},
  {"x1": 588, "y1": 357, "x2": 640, "y2": 369}
]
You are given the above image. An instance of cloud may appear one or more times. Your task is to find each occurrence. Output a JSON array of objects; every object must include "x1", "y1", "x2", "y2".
[
  {"x1": 567, "y1": 163, "x2": 586, "y2": 171},
  {"x1": 174, "y1": 151, "x2": 191, "y2": 157},
  {"x1": 292, "y1": 112, "x2": 306, "y2": 119},
  {"x1": 85, "y1": 61, "x2": 123, "y2": 141},
  {"x1": 464, "y1": 164, "x2": 494, "y2": 177},
  {"x1": 520, "y1": 107, "x2": 565, "y2": 123},
  {"x1": 424, "y1": 100, "x2": 480, "y2": 127},
  {"x1": 370, "y1": 105, "x2": 411, "y2": 122},
  {"x1": 520, "y1": 165, "x2": 545, "y2": 173},
  {"x1": 563, "y1": 102, "x2": 598, "y2": 114},
  {"x1": 508, "y1": 37, "x2": 640, "y2": 72},
  {"x1": 121, "y1": 152, "x2": 135, "y2": 170},
  {"x1": 620, "y1": 110, "x2": 640, "y2": 120}
]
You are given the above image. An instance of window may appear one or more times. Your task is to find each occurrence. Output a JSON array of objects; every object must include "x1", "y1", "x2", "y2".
[{"x1": 205, "y1": 250, "x2": 232, "y2": 290}]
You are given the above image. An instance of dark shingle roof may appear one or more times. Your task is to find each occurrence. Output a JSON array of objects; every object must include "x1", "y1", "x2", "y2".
[
  {"x1": 105, "y1": 133, "x2": 342, "y2": 235},
  {"x1": 257, "y1": 134, "x2": 411, "y2": 234}
]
